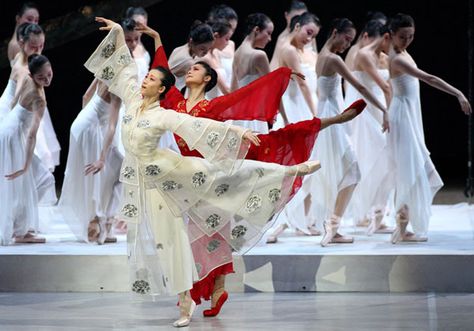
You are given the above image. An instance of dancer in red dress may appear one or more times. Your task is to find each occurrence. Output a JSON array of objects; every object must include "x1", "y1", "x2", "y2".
[{"x1": 137, "y1": 22, "x2": 366, "y2": 317}]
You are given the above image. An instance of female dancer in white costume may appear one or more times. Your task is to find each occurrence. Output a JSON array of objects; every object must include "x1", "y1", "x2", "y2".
[
  {"x1": 311, "y1": 18, "x2": 389, "y2": 246},
  {"x1": 4, "y1": 24, "x2": 57, "y2": 206},
  {"x1": 267, "y1": 12, "x2": 321, "y2": 242},
  {"x1": 0, "y1": 55, "x2": 55, "y2": 245},
  {"x1": 207, "y1": 4, "x2": 238, "y2": 90},
  {"x1": 201, "y1": 20, "x2": 234, "y2": 97},
  {"x1": 168, "y1": 22, "x2": 215, "y2": 90},
  {"x1": 7, "y1": 2, "x2": 39, "y2": 63},
  {"x1": 270, "y1": 0, "x2": 308, "y2": 70},
  {"x1": 9, "y1": 23, "x2": 61, "y2": 172},
  {"x1": 231, "y1": 13, "x2": 274, "y2": 133},
  {"x1": 386, "y1": 14, "x2": 471, "y2": 243},
  {"x1": 87, "y1": 17, "x2": 320, "y2": 327},
  {"x1": 346, "y1": 21, "x2": 394, "y2": 234},
  {"x1": 125, "y1": 6, "x2": 151, "y2": 81}
]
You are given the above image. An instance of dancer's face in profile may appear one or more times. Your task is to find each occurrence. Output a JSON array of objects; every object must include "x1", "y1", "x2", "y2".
[
  {"x1": 213, "y1": 30, "x2": 233, "y2": 51},
  {"x1": 293, "y1": 22, "x2": 320, "y2": 48},
  {"x1": 185, "y1": 64, "x2": 211, "y2": 86},
  {"x1": 333, "y1": 28, "x2": 356, "y2": 53},
  {"x1": 21, "y1": 33, "x2": 45, "y2": 56},
  {"x1": 189, "y1": 40, "x2": 214, "y2": 58},
  {"x1": 253, "y1": 22, "x2": 274, "y2": 49},
  {"x1": 391, "y1": 27, "x2": 415, "y2": 51},
  {"x1": 16, "y1": 8, "x2": 39, "y2": 25},
  {"x1": 31, "y1": 62, "x2": 53, "y2": 87},
  {"x1": 141, "y1": 69, "x2": 166, "y2": 98},
  {"x1": 125, "y1": 30, "x2": 141, "y2": 53}
]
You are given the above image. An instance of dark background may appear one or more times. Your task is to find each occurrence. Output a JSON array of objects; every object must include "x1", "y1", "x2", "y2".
[{"x1": 0, "y1": 0, "x2": 471, "y2": 189}]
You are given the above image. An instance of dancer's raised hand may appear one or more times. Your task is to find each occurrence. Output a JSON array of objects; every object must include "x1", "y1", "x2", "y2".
[
  {"x1": 95, "y1": 17, "x2": 118, "y2": 31},
  {"x1": 458, "y1": 94, "x2": 472, "y2": 115}
]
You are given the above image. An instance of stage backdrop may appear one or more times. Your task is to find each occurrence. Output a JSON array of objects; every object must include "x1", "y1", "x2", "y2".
[{"x1": 0, "y1": 0, "x2": 471, "y2": 189}]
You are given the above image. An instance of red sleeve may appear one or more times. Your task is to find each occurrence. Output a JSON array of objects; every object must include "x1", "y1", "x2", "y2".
[
  {"x1": 151, "y1": 46, "x2": 184, "y2": 110},
  {"x1": 204, "y1": 67, "x2": 292, "y2": 122}
]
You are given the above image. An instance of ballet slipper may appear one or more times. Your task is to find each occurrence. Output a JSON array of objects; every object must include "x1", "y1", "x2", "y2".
[
  {"x1": 114, "y1": 219, "x2": 128, "y2": 234},
  {"x1": 266, "y1": 224, "x2": 288, "y2": 244},
  {"x1": 287, "y1": 160, "x2": 321, "y2": 177},
  {"x1": 374, "y1": 223, "x2": 394, "y2": 234},
  {"x1": 402, "y1": 233, "x2": 428, "y2": 242},
  {"x1": 98, "y1": 218, "x2": 117, "y2": 245},
  {"x1": 203, "y1": 290, "x2": 228, "y2": 317},
  {"x1": 304, "y1": 225, "x2": 321, "y2": 236},
  {"x1": 340, "y1": 99, "x2": 367, "y2": 122},
  {"x1": 329, "y1": 232, "x2": 354, "y2": 244},
  {"x1": 321, "y1": 215, "x2": 340, "y2": 247},
  {"x1": 173, "y1": 293, "x2": 196, "y2": 327},
  {"x1": 15, "y1": 233, "x2": 46, "y2": 244},
  {"x1": 391, "y1": 212, "x2": 408, "y2": 244},
  {"x1": 88, "y1": 217, "x2": 100, "y2": 242}
]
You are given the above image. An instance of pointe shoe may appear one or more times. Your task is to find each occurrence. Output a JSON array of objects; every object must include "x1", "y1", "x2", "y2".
[
  {"x1": 266, "y1": 235, "x2": 278, "y2": 244},
  {"x1": 173, "y1": 299, "x2": 196, "y2": 327},
  {"x1": 289, "y1": 160, "x2": 321, "y2": 176},
  {"x1": 307, "y1": 225, "x2": 322, "y2": 236},
  {"x1": 88, "y1": 218, "x2": 100, "y2": 242},
  {"x1": 391, "y1": 213, "x2": 408, "y2": 244},
  {"x1": 15, "y1": 233, "x2": 46, "y2": 244},
  {"x1": 321, "y1": 219, "x2": 338, "y2": 247},
  {"x1": 203, "y1": 291, "x2": 228, "y2": 317},
  {"x1": 343, "y1": 99, "x2": 367, "y2": 115},
  {"x1": 329, "y1": 232, "x2": 354, "y2": 244}
]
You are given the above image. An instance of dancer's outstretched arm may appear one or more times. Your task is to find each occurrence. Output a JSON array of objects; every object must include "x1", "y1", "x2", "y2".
[{"x1": 392, "y1": 56, "x2": 471, "y2": 115}]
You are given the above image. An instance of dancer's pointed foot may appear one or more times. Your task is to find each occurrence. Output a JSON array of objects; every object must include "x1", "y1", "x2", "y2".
[
  {"x1": 266, "y1": 224, "x2": 288, "y2": 244},
  {"x1": 391, "y1": 212, "x2": 409, "y2": 244},
  {"x1": 203, "y1": 290, "x2": 228, "y2": 317},
  {"x1": 88, "y1": 218, "x2": 100, "y2": 242},
  {"x1": 173, "y1": 294, "x2": 196, "y2": 327},
  {"x1": 321, "y1": 215, "x2": 340, "y2": 247},
  {"x1": 288, "y1": 160, "x2": 321, "y2": 176},
  {"x1": 339, "y1": 99, "x2": 367, "y2": 122}
]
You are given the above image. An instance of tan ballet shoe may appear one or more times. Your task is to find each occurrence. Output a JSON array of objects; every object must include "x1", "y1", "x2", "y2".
[
  {"x1": 15, "y1": 233, "x2": 46, "y2": 244},
  {"x1": 391, "y1": 212, "x2": 409, "y2": 244},
  {"x1": 330, "y1": 232, "x2": 354, "y2": 244},
  {"x1": 288, "y1": 161, "x2": 321, "y2": 176},
  {"x1": 173, "y1": 293, "x2": 196, "y2": 327}
]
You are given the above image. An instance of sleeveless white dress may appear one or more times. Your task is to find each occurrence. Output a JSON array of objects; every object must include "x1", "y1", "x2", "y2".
[
  {"x1": 348, "y1": 70, "x2": 393, "y2": 221},
  {"x1": 220, "y1": 52, "x2": 233, "y2": 88},
  {"x1": 304, "y1": 74, "x2": 361, "y2": 226},
  {"x1": 273, "y1": 62, "x2": 317, "y2": 129},
  {"x1": 231, "y1": 73, "x2": 269, "y2": 134},
  {"x1": 270, "y1": 63, "x2": 318, "y2": 232},
  {"x1": 0, "y1": 80, "x2": 16, "y2": 121},
  {"x1": 58, "y1": 92, "x2": 123, "y2": 242},
  {"x1": 0, "y1": 103, "x2": 57, "y2": 245},
  {"x1": 387, "y1": 74, "x2": 443, "y2": 236},
  {"x1": 34, "y1": 105, "x2": 61, "y2": 172}
]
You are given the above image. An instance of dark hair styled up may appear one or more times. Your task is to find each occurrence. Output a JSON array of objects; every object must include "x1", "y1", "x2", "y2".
[
  {"x1": 28, "y1": 53, "x2": 49, "y2": 75},
  {"x1": 17, "y1": 22, "x2": 43, "y2": 42},
  {"x1": 208, "y1": 4, "x2": 238, "y2": 22},
  {"x1": 189, "y1": 21, "x2": 214, "y2": 44},
  {"x1": 125, "y1": 6, "x2": 148, "y2": 19},
  {"x1": 121, "y1": 18, "x2": 136, "y2": 32},
  {"x1": 290, "y1": 12, "x2": 321, "y2": 32},
  {"x1": 328, "y1": 18, "x2": 355, "y2": 38},
  {"x1": 152, "y1": 66, "x2": 176, "y2": 100},
  {"x1": 286, "y1": 0, "x2": 307, "y2": 13},
  {"x1": 17, "y1": 2, "x2": 39, "y2": 17},
  {"x1": 209, "y1": 20, "x2": 232, "y2": 37},
  {"x1": 366, "y1": 11, "x2": 387, "y2": 25},
  {"x1": 363, "y1": 19, "x2": 389, "y2": 38},
  {"x1": 245, "y1": 13, "x2": 272, "y2": 35},
  {"x1": 388, "y1": 13, "x2": 415, "y2": 33},
  {"x1": 195, "y1": 61, "x2": 218, "y2": 92}
]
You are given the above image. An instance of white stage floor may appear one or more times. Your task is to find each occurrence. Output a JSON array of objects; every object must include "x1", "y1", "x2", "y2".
[{"x1": 1, "y1": 204, "x2": 473, "y2": 256}]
